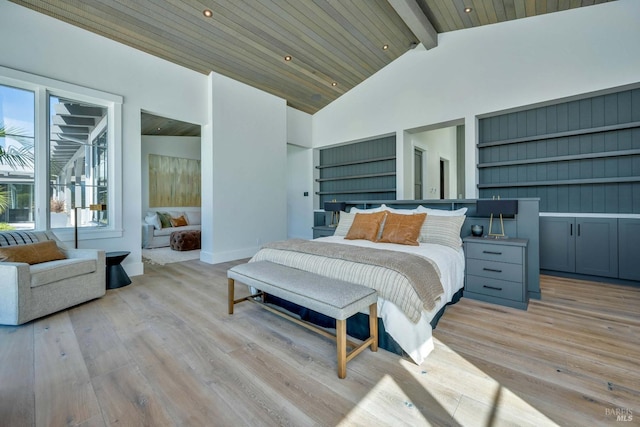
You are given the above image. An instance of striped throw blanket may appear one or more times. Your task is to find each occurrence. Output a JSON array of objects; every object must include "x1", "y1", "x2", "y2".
[{"x1": 250, "y1": 239, "x2": 444, "y2": 324}]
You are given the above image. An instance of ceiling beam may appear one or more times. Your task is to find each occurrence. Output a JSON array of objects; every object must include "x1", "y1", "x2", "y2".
[{"x1": 387, "y1": 0, "x2": 438, "y2": 49}]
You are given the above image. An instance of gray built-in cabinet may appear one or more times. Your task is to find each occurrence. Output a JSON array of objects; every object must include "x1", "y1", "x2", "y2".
[
  {"x1": 539, "y1": 217, "x2": 618, "y2": 278},
  {"x1": 477, "y1": 87, "x2": 640, "y2": 212},
  {"x1": 618, "y1": 219, "x2": 640, "y2": 281},
  {"x1": 316, "y1": 135, "x2": 396, "y2": 206},
  {"x1": 480, "y1": 85, "x2": 640, "y2": 284},
  {"x1": 540, "y1": 217, "x2": 640, "y2": 280}
]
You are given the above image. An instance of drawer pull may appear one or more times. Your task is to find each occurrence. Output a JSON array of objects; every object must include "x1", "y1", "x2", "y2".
[
  {"x1": 482, "y1": 250, "x2": 503, "y2": 255},
  {"x1": 483, "y1": 285, "x2": 503, "y2": 291},
  {"x1": 483, "y1": 267, "x2": 503, "y2": 273}
]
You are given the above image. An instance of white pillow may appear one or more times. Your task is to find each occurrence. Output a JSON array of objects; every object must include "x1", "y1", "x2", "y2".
[
  {"x1": 415, "y1": 206, "x2": 468, "y2": 216},
  {"x1": 386, "y1": 206, "x2": 418, "y2": 215},
  {"x1": 144, "y1": 213, "x2": 161, "y2": 230},
  {"x1": 186, "y1": 211, "x2": 201, "y2": 225},
  {"x1": 333, "y1": 211, "x2": 355, "y2": 237},
  {"x1": 349, "y1": 204, "x2": 388, "y2": 214},
  {"x1": 418, "y1": 215, "x2": 465, "y2": 248}
]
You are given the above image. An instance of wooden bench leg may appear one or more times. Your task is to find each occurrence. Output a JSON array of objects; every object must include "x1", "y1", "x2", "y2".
[
  {"x1": 336, "y1": 319, "x2": 347, "y2": 379},
  {"x1": 369, "y1": 303, "x2": 378, "y2": 352},
  {"x1": 228, "y1": 278, "x2": 235, "y2": 314}
]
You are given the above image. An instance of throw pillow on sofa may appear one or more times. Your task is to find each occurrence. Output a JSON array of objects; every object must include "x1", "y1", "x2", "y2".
[
  {"x1": 0, "y1": 240, "x2": 66, "y2": 264},
  {"x1": 170, "y1": 215, "x2": 188, "y2": 227},
  {"x1": 144, "y1": 213, "x2": 162, "y2": 230},
  {"x1": 156, "y1": 212, "x2": 173, "y2": 228}
]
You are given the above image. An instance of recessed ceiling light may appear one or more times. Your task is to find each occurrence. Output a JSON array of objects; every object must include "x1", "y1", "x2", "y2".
[
  {"x1": 331, "y1": 82, "x2": 338, "y2": 87},
  {"x1": 464, "y1": 7, "x2": 472, "y2": 13},
  {"x1": 382, "y1": 44, "x2": 389, "y2": 50},
  {"x1": 284, "y1": 55, "x2": 292, "y2": 61}
]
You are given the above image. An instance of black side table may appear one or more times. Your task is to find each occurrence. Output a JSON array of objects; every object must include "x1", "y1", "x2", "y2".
[{"x1": 106, "y1": 251, "x2": 132, "y2": 289}]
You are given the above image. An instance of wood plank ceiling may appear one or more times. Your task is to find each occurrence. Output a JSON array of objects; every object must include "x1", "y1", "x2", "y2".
[{"x1": 10, "y1": 0, "x2": 614, "y2": 134}]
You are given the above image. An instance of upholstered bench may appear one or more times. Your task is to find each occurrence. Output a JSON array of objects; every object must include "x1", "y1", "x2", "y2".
[
  {"x1": 227, "y1": 261, "x2": 378, "y2": 378},
  {"x1": 169, "y1": 230, "x2": 201, "y2": 251}
]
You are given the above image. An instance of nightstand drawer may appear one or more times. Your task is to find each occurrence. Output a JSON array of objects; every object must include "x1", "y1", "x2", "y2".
[
  {"x1": 466, "y1": 242, "x2": 523, "y2": 264},
  {"x1": 466, "y1": 275, "x2": 524, "y2": 302},
  {"x1": 467, "y1": 259, "x2": 523, "y2": 282}
]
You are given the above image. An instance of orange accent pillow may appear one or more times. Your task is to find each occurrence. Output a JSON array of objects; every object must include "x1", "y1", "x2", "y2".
[
  {"x1": 378, "y1": 212, "x2": 427, "y2": 246},
  {"x1": 0, "y1": 240, "x2": 66, "y2": 265},
  {"x1": 345, "y1": 211, "x2": 386, "y2": 241},
  {"x1": 170, "y1": 215, "x2": 189, "y2": 227}
]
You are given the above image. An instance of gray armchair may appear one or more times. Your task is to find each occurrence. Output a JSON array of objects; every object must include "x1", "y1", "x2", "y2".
[{"x1": 0, "y1": 230, "x2": 106, "y2": 325}]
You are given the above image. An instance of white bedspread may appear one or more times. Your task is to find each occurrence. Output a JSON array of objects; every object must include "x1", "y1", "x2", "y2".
[{"x1": 314, "y1": 236, "x2": 465, "y2": 364}]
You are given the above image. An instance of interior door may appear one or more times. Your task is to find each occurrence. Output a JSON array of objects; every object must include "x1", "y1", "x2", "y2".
[{"x1": 414, "y1": 149, "x2": 422, "y2": 199}]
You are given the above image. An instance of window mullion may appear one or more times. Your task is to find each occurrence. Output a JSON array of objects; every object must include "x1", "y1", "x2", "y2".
[{"x1": 34, "y1": 88, "x2": 48, "y2": 230}]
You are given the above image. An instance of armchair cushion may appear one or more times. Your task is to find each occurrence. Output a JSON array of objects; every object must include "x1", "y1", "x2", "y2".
[
  {"x1": 30, "y1": 258, "x2": 97, "y2": 288},
  {"x1": 0, "y1": 240, "x2": 66, "y2": 264}
]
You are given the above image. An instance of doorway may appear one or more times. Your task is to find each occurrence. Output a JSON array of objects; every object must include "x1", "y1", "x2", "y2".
[
  {"x1": 440, "y1": 159, "x2": 449, "y2": 199},
  {"x1": 414, "y1": 148, "x2": 423, "y2": 199}
]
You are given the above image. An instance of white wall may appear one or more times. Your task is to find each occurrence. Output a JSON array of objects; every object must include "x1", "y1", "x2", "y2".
[
  {"x1": 141, "y1": 135, "x2": 201, "y2": 216},
  {"x1": 201, "y1": 72, "x2": 287, "y2": 264},
  {"x1": 287, "y1": 144, "x2": 313, "y2": 239},
  {"x1": 312, "y1": 0, "x2": 640, "y2": 199},
  {"x1": 287, "y1": 107, "x2": 313, "y2": 148},
  {"x1": 286, "y1": 107, "x2": 314, "y2": 239}
]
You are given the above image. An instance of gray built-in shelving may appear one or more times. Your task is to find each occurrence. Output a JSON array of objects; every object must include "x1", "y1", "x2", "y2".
[
  {"x1": 478, "y1": 87, "x2": 640, "y2": 213},
  {"x1": 316, "y1": 135, "x2": 396, "y2": 206}
]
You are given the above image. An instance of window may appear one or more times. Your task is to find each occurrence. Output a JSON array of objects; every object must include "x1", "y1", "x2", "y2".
[
  {"x1": 49, "y1": 95, "x2": 109, "y2": 229},
  {"x1": 0, "y1": 85, "x2": 35, "y2": 228},
  {"x1": 0, "y1": 66, "x2": 122, "y2": 240}
]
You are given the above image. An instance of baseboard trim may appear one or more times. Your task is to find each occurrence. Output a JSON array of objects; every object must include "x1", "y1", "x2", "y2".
[{"x1": 540, "y1": 269, "x2": 640, "y2": 287}]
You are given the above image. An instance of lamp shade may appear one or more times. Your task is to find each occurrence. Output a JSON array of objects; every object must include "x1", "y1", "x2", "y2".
[
  {"x1": 89, "y1": 204, "x2": 107, "y2": 211},
  {"x1": 324, "y1": 201, "x2": 346, "y2": 212},
  {"x1": 476, "y1": 199, "x2": 518, "y2": 217}
]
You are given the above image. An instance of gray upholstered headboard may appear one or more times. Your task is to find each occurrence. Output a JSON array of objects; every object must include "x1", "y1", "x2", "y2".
[{"x1": 343, "y1": 198, "x2": 541, "y2": 300}]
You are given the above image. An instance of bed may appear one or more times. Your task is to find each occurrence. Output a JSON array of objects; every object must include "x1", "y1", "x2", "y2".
[{"x1": 248, "y1": 204, "x2": 467, "y2": 365}]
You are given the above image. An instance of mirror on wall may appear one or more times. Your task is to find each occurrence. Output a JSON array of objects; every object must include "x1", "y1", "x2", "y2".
[{"x1": 406, "y1": 122, "x2": 465, "y2": 200}]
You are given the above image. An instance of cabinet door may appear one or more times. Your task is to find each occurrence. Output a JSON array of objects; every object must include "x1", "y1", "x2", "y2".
[
  {"x1": 540, "y1": 217, "x2": 575, "y2": 273},
  {"x1": 618, "y1": 219, "x2": 640, "y2": 281},
  {"x1": 575, "y1": 218, "x2": 618, "y2": 278}
]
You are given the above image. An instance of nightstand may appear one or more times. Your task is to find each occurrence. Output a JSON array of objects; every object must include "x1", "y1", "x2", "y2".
[
  {"x1": 312, "y1": 226, "x2": 336, "y2": 239},
  {"x1": 463, "y1": 237, "x2": 528, "y2": 310}
]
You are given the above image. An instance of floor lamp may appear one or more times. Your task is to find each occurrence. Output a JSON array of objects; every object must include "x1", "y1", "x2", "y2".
[{"x1": 74, "y1": 204, "x2": 107, "y2": 248}]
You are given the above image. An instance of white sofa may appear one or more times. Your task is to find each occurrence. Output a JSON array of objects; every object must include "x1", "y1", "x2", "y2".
[
  {"x1": 0, "y1": 230, "x2": 106, "y2": 325},
  {"x1": 142, "y1": 209, "x2": 201, "y2": 249}
]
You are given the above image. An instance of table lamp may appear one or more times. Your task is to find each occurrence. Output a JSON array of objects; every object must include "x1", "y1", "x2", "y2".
[
  {"x1": 476, "y1": 198, "x2": 518, "y2": 238},
  {"x1": 324, "y1": 201, "x2": 346, "y2": 227}
]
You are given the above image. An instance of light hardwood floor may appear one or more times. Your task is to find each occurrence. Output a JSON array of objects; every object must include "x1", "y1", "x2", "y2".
[{"x1": 1, "y1": 259, "x2": 638, "y2": 426}]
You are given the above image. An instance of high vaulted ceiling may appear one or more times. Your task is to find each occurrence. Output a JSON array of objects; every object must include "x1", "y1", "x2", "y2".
[{"x1": 12, "y1": 0, "x2": 614, "y2": 116}]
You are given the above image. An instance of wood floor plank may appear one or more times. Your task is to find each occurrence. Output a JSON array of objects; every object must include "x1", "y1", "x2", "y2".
[
  {"x1": 33, "y1": 312, "x2": 103, "y2": 426},
  {"x1": 91, "y1": 364, "x2": 175, "y2": 426},
  {"x1": 0, "y1": 324, "x2": 35, "y2": 426},
  {"x1": 67, "y1": 300, "x2": 132, "y2": 379},
  {"x1": 123, "y1": 330, "x2": 239, "y2": 426},
  {"x1": 1, "y1": 261, "x2": 638, "y2": 427}
]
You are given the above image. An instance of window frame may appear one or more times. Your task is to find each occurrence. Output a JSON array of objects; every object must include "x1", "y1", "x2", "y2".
[{"x1": 0, "y1": 65, "x2": 123, "y2": 241}]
